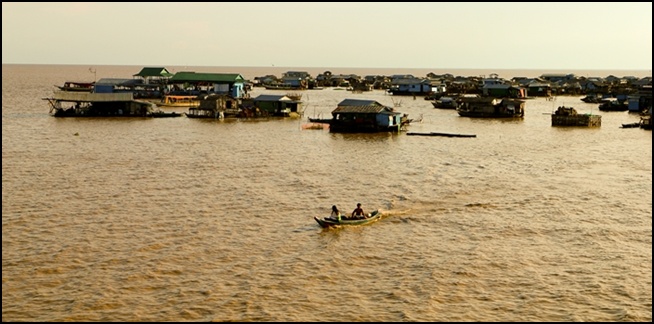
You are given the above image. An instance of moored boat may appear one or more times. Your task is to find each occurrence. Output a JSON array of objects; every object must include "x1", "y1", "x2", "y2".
[
  {"x1": 150, "y1": 110, "x2": 182, "y2": 118},
  {"x1": 44, "y1": 91, "x2": 154, "y2": 117},
  {"x1": 158, "y1": 95, "x2": 201, "y2": 108},
  {"x1": 621, "y1": 122, "x2": 641, "y2": 128},
  {"x1": 314, "y1": 209, "x2": 382, "y2": 228},
  {"x1": 307, "y1": 117, "x2": 332, "y2": 124},
  {"x1": 56, "y1": 81, "x2": 95, "y2": 92},
  {"x1": 598, "y1": 98, "x2": 628, "y2": 111},
  {"x1": 432, "y1": 96, "x2": 458, "y2": 109}
]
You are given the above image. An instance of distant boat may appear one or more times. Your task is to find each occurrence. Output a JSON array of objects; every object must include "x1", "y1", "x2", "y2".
[
  {"x1": 598, "y1": 98, "x2": 628, "y2": 111},
  {"x1": 56, "y1": 81, "x2": 95, "y2": 92},
  {"x1": 150, "y1": 110, "x2": 182, "y2": 118},
  {"x1": 307, "y1": 117, "x2": 332, "y2": 124},
  {"x1": 432, "y1": 96, "x2": 458, "y2": 109},
  {"x1": 580, "y1": 94, "x2": 605, "y2": 103},
  {"x1": 407, "y1": 132, "x2": 476, "y2": 138},
  {"x1": 621, "y1": 122, "x2": 641, "y2": 128},
  {"x1": 158, "y1": 95, "x2": 200, "y2": 108}
]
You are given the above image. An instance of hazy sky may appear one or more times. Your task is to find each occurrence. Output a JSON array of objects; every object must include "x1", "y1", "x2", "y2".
[{"x1": 3, "y1": 2, "x2": 652, "y2": 70}]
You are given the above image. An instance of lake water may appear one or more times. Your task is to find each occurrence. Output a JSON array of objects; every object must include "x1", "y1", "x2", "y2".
[{"x1": 2, "y1": 64, "x2": 651, "y2": 321}]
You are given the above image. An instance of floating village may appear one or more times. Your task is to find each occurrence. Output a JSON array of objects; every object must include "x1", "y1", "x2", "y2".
[{"x1": 43, "y1": 67, "x2": 653, "y2": 132}]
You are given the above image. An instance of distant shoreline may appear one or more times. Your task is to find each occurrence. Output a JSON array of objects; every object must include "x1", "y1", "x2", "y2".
[{"x1": 3, "y1": 63, "x2": 651, "y2": 80}]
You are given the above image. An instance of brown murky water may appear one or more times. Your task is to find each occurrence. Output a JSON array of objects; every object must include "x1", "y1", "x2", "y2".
[{"x1": 2, "y1": 64, "x2": 651, "y2": 321}]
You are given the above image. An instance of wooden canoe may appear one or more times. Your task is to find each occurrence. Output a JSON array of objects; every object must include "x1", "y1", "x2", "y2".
[{"x1": 314, "y1": 209, "x2": 382, "y2": 228}]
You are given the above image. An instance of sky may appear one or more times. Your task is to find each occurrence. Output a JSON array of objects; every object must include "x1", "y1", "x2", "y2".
[{"x1": 2, "y1": 2, "x2": 652, "y2": 70}]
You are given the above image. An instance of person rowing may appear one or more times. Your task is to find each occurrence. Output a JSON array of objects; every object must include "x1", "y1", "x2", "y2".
[{"x1": 351, "y1": 203, "x2": 366, "y2": 219}]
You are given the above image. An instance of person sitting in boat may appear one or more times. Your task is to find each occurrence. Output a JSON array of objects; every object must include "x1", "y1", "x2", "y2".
[
  {"x1": 330, "y1": 205, "x2": 342, "y2": 221},
  {"x1": 351, "y1": 203, "x2": 366, "y2": 219}
]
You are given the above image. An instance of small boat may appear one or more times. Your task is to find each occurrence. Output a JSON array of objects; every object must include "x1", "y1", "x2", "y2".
[
  {"x1": 432, "y1": 96, "x2": 458, "y2": 109},
  {"x1": 580, "y1": 94, "x2": 605, "y2": 103},
  {"x1": 598, "y1": 98, "x2": 628, "y2": 111},
  {"x1": 150, "y1": 110, "x2": 182, "y2": 118},
  {"x1": 407, "y1": 132, "x2": 476, "y2": 138},
  {"x1": 314, "y1": 209, "x2": 382, "y2": 228},
  {"x1": 158, "y1": 95, "x2": 200, "y2": 108},
  {"x1": 307, "y1": 117, "x2": 332, "y2": 124},
  {"x1": 621, "y1": 122, "x2": 641, "y2": 128},
  {"x1": 56, "y1": 81, "x2": 95, "y2": 92}
]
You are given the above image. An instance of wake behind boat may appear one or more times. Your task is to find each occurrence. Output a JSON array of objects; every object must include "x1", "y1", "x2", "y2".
[{"x1": 314, "y1": 209, "x2": 382, "y2": 228}]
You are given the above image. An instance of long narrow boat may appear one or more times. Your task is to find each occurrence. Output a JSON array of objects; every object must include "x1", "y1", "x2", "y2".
[
  {"x1": 314, "y1": 209, "x2": 382, "y2": 228},
  {"x1": 407, "y1": 132, "x2": 476, "y2": 138}
]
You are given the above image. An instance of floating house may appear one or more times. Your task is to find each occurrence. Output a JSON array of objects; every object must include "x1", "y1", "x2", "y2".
[
  {"x1": 387, "y1": 77, "x2": 433, "y2": 96},
  {"x1": 250, "y1": 94, "x2": 303, "y2": 117},
  {"x1": 482, "y1": 84, "x2": 527, "y2": 98},
  {"x1": 327, "y1": 99, "x2": 408, "y2": 133},
  {"x1": 527, "y1": 82, "x2": 552, "y2": 97},
  {"x1": 132, "y1": 67, "x2": 173, "y2": 85},
  {"x1": 186, "y1": 94, "x2": 240, "y2": 119},
  {"x1": 627, "y1": 85, "x2": 652, "y2": 113},
  {"x1": 456, "y1": 97, "x2": 525, "y2": 118},
  {"x1": 168, "y1": 72, "x2": 247, "y2": 98}
]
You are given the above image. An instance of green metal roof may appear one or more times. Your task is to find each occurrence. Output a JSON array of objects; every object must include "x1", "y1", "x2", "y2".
[
  {"x1": 170, "y1": 72, "x2": 245, "y2": 83},
  {"x1": 133, "y1": 67, "x2": 173, "y2": 77}
]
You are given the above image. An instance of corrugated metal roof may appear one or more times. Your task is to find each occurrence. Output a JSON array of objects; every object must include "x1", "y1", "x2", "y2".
[
  {"x1": 337, "y1": 99, "x2": 382, "y2": 106},
  {"x1": 333, "y1": 105, "x2": 394, "y2": 114},
  {"x1": 253, "y1": 94, "x2": 292, "y2": 102},
  {"x1": 51, "y1": 91, "x2": 135, "y2": 102},
  {"x1": 484, "y1": 84, "x2": 512, "y2": 89},
  {"x1": 458, "y1": 97, "x2": 499, "y2": 104},
  {"x1": 170, "y1": 72, "x2": 244, "y2": 83},
  {"x1": 392, "y1": 78, "x2": 429, "y2": 85},
  {"x1": 96, "y1": 78, "x2": 141, "y2": 86}
]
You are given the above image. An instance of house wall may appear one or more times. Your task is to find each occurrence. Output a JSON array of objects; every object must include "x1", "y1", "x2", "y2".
[
  {"x1": 94, "y1": 85, "x2": 114, "y2": 93},
  {"x1": 486, "y1": 88, "x2": 509, "y2": 97},
  {"x1": 528, "y1": 86, "x2": 552, "y2": 97},
  {"x1": 256, "y1": 101, "x2": 278, "y2": 113}
]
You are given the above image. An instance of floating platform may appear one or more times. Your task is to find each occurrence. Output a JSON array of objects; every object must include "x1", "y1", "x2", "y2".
[
  {"x1": 551, "y1": 106, "x2": 601, "y2": 127},
  {"x1": 551, "y1": 114, "x2": 602, "y2": 127}
]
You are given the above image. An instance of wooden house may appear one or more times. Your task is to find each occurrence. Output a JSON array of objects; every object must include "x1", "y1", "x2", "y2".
[
  {"x1": 328, "y1": 99, "x2": 408, "y2": 133},
  {"x1": 187, "y1": 94, "x2": 240, "y2": 119},
  {"x1": 526, "y1": 82, "x2": 552, "y2": 97},
  {"x1": 457, "y1": 97, "x2": 525, "y2": 118},
  {"x1": 251, "y1": 94, "x2": 303, "y2": 117},
  {"x1": 387, "y1": 77, "x2": 433, "y2": 96},
  {"x1": 132, "y1": 67, "x2": 173, "y2": 85},
  {"x1": 168, "y1": 72, "x2": 247, "y2": 98},
  {"x1": 482, "y1": 84, "x2": 527, "y2": 98}
]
